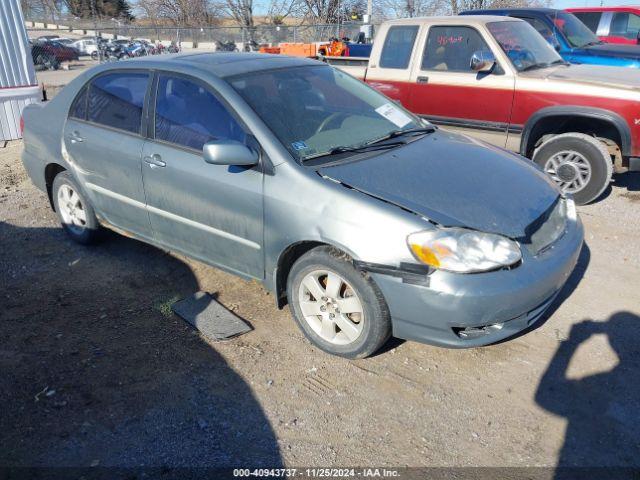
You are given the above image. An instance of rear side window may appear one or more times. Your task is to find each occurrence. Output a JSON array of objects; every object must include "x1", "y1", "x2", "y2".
[
  {"x1": 69, "y1": 86, "x2": 88, "y2": 120},
  {"x1": 380, "y1": 25, "x2": 419, "y2": 69},
  {"x1": 154, "y1": 74, "x2": 246, "y2": 151},
  {"x1": 422, "y1": 26, "x2": 489, "y2": 72},
  {"x1": 572, "y1": 12, "x2": 602, "y2": 33},
  {"x1": 87, "y1": 72, "x2": 149, "y2": 134},
  {"x1": 611, "y1": 12, "x2": 640, "y2": 39}
]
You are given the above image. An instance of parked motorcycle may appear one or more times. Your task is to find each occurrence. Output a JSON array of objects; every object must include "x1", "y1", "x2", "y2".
[
  {"x1": 243, "y1": 40, "x2": 260, "y2": 52},
  {"x1": 216, "y1": 40, "x2": 238, "y2": 52}
]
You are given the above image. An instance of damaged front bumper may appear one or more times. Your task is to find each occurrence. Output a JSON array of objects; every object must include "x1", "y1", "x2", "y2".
[{"x1": 364, "y1": 216, "x2": 584, "y2": 348}]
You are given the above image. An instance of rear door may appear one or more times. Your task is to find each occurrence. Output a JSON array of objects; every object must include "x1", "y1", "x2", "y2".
[
  {"x1": 140, "y1": 72, "x2": 264, "y2": 279},
  {"x1": 408, "y1": 24, "x2": 515, "y2": 148},
  {"x1": 364, "y1": 24, "x2": 420, "y2": 107},
  {"x1": 62, "y1": 70, "x2": 153, "y2": 240}
]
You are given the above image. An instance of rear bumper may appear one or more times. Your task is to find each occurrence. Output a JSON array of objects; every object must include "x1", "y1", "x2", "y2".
[{"x1": 371, "y1": 217, "x2": 584, "y2": 348}]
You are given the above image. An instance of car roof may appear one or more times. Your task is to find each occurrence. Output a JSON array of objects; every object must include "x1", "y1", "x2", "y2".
[
  {"x1": 567, "y1": 6, "x2": 640, "y2": 12},
  {"x1": 101, "y1": 52, "x2": 320, "y2": 79},
  {"x1": 462, "y1": 7, "x2": 562, "y2": 16},
  {"x1": 383, "y1": 14, "x2": 520, "y2": 26}
]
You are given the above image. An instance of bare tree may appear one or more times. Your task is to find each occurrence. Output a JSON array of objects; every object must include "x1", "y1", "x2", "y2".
[
  {"x1": 137, "y1": 0, "x2": 218, "y2": 26},
  {"x1": 378, "y1": 0, "x2": 446, "y2": 19},
  {"x1": 266, "y1": 0, "x2": 303, "y2": 25},
  {"x1": 301, "y1": 0, "x2": 364, "y2": 23},
  {"x1": 218, "y1": 0, "x2": 254, "y2": 29},
  {"x1": 21, "y1": 0, "x2": 65, "y2": 21}
]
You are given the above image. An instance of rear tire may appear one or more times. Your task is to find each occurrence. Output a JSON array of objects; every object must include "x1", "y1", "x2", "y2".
[
  {"x1": 52, "y1": 172, "x2": 101, "y2": 245},
  {"x1": 287, "y1": 246, "x2": 391, "y2": 359},
  {"x1": 532, "y1": 132, "x2": 612, "y2": 205}
]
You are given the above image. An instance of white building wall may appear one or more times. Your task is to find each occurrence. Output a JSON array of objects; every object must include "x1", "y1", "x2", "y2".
[{"x1": 0, "y1": 0, "x2": 39, "y2": 141}]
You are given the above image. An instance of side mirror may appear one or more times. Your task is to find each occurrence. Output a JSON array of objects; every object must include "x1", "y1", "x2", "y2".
[
  {"x1": 203, "y1": 139, "x2": 258, "y2": 166},
  {"x1": 470, "y1": 49, "x2": 496, "y2": 72}
]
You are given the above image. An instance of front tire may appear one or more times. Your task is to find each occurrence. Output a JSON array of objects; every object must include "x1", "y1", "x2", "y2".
[
  {"x1": 532, "y1": 132, "x2": 612, "y2": 205},
  {"x1": 287, "y1": 246, "x2": 391, "y2": 359},
  {"x1": 52, "y1": 172, "x2": 101, "y2": 245}
]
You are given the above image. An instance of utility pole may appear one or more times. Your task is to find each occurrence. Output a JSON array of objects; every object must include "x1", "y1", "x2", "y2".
[{"x1": 363, "y1": 0, "x2": 373, "y2": 41}]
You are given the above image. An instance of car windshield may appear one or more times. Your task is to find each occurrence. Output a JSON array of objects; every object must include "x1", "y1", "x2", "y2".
[
  {"x1": 487, "y1": 21, "x2": 565, "y2": 72},
  {"x1": 229, "y1": 65, "x2": 424, "y2": 162},
  {"x1": 549, "y1": 11, "x2": 601, "y2": 48}
]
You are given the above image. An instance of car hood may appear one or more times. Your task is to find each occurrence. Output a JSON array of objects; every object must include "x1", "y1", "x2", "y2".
[
  {"x1": 318, "y1": 131, "x2": 560, "y2": 239},
  {"x1": 527, "y1": 64, "x2": 640, "y2": 91},
  {"x1": 578, "y1": 43, "x2": 640, "y2": 60}
]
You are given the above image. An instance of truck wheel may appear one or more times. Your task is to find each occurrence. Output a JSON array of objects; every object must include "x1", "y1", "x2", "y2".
[
  {"x1": 287, "y1": 246, "x2": 391, "y2": 359},
  {"x1": 532, "y1": 132, "x2": 612, "y2": 205},
  {"x1": 52, "y1": 172, "x2": 101, "y2": 245}
]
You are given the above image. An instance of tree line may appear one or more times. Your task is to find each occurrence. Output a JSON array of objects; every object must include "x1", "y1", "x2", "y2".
[{"x1": 21, "y1": 0, "x2": 547, "y2": 29}]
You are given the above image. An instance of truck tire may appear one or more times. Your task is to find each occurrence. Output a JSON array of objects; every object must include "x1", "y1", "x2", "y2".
[
  {"x1": 532, "y1": 132, "x2": 612, "y2": 205},
  {"x1": 287, "y1": 246, "x2": 391, "y2": 359}
]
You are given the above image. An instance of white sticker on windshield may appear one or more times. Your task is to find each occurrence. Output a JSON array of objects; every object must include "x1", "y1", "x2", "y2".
[{"x1": 375, "y1": 103, "x2": 412, "y2": 128}]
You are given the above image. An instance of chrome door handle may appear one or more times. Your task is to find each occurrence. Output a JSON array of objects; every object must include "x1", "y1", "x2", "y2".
[
  {"x1": 417, "y1": 76, "x2": 429, "y2": 84},
  {"x1": 144, "y1": 154, "x2": 166, "y2": 168},
  {"x1": 68, "y1": 131, "x2": 84, "y2": 143}
]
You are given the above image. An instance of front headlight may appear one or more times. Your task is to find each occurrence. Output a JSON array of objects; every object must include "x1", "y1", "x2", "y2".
[{"x1": 407, "y1": 228, "x2": 522, "y2": 273}]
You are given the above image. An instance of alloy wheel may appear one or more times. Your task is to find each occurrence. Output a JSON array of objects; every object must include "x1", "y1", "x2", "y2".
[
  {"x1": 298, "y1": 270, "x2": 365, "y2": 345},
  {"x1": 57, "y1": 184, "x2": 87, "y2": 235}
]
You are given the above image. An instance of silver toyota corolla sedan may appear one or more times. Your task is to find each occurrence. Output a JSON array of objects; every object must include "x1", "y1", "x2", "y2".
[{"x1": 21, "y1": 53, "x2": 584, "y2": 358}]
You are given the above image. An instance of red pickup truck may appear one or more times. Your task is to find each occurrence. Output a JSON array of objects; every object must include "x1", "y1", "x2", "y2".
[
  {"x1": 567, "y1": 6, "x2": 640, "y2": 45},
  {"x1": 329, "y1": 15, "x2": 640, "y2": 204}
]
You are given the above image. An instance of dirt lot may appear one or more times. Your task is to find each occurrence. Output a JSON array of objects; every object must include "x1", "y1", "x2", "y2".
[{"x1": 1, "y1": 137, "x2": 640, "y2": 472}]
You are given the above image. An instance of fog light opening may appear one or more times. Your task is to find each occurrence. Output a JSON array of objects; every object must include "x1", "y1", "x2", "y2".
[{"x1": 453, "y1": 322, "x2": 504, "y2": 339}]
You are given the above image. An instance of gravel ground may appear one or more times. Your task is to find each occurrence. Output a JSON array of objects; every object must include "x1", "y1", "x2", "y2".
[{"x1": 1, "y1": 138, "x2": 640, "y2": 472}]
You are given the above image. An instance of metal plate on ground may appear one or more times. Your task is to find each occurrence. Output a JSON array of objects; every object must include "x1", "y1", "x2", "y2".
[{"x1": 171, "y1": 291, "x2": 252, "y2": 341}]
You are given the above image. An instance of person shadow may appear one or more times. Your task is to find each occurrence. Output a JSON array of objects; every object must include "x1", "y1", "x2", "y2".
[
  {"x1": 0, "y1": 221, "x2": 281, "y2": 471},
  {"x1": 535, "y1": 312, "x2": 640, "y2": 478}
]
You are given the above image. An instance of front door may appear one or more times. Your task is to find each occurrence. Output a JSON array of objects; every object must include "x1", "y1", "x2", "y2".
[
  {"x1": 408, "y1": 24, "x2": 515, "y2": 148},
  {"x1": 141, "y1": 73, "x2": 264, "y2": 279},
  {"x1": 62, "y1": 71, "x2": 153, "y2": 240}
]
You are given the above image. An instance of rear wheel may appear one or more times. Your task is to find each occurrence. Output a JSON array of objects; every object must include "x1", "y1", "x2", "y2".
[
  {"x1": 52, "y1": 172, "x2": 101, "y2": 245},
  {"x1": 532, "y1": 132, "x2": 612, "y2": 205},
  {"x1": 287, "y1": 246, "x2": 391, "y2": 359}
]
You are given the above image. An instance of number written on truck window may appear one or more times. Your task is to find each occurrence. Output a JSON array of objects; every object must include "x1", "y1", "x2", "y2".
[
  {"x1": 422, "y1": 26, "x2": 490, "y2": 72},
  {"x1": 379, "y1": 25, "x2": 419, "y2": 69}
]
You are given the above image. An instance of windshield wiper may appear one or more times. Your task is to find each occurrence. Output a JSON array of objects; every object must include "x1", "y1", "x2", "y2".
[
  {"x1": 369, "y1": 126, "x2": 436, "y2": 144},
  {"x1": 521, "y1": 62, "x2": 551, "y2": 72},
  {"x1": 301, "y1": 141, "x2": 406, "y2": 162}
]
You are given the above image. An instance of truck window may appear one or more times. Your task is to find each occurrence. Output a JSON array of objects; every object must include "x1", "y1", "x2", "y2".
[
  {"x1": 422, "y1": 26, "x2": 489, "y2": 72},
  {"x1": 572, "y1": 12, "x2": 602, "y2": 33},
  {"x1": 515, "y1": 16, "x2": 561, "y2": 49},
  {"x1": 611, "y1": 12, "x2": 640, "y2": 40},
  {"x1": 379, "y1": 25, "x2": 419, "y2": 69}
]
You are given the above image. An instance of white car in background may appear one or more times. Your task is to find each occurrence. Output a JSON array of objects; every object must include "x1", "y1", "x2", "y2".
[{"x1": 71, "y1": 38, "x2": 98, "y2": 57}]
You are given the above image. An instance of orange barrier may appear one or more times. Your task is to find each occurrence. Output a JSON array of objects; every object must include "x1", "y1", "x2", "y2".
[
  {"x1": 259, "y1": 46, "x2": 281, "y2": 54},
  {"x1": 279, "y1": 43, "x2": 318, "y2": 57}
]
